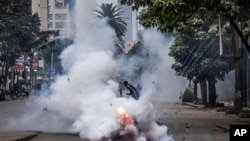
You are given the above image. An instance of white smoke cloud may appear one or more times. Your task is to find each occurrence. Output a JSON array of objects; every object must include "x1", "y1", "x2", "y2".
[
  {"x1": 122, "y1": 29, "x2": 187, "y2": 102},
  {"x1": 142, "y1": 30, "x2": 187, "y2": 102},
  {"x1": 1, "y1": 0, "x2": 189, "y2": 140}
]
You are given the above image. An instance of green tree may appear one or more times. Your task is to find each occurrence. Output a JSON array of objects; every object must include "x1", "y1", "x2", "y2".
[
  {"x1": 169, "y1": 21, "x2": 234, "y2": 107},
  {"x1": 94, "y1": 3, "x2": 127, "y2": 54},
  {"x1": 0, "y1": 0, "x2": 51, "y2": 89},
  {"x1": 0, "y1": 1, "x2": 34, "y2": 85},
  {"x1": 41, "y1": 38, "x2": 73, "y2": 75},
  {"x1": 121, "y1": 0, "x2": 250, "y2": 108},
  {"x1": 120, "y1": 0, "x2": 250, "y2": 51}
]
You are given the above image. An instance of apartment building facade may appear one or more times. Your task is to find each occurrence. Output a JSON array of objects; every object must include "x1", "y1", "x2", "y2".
[
  {"x1": 32, "y1": 0, "x2": 73, "y2": 38},
  {"x1": 32, "y1": 0, "x2": 49, "y2": 31},
  {"x1": 48, "y1": 0, "x2": 72, "y2": 38}
]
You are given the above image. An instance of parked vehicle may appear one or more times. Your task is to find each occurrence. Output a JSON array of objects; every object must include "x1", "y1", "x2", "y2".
[{"x1": 11, "y1": 90, "x2": 25, "y2": 100}]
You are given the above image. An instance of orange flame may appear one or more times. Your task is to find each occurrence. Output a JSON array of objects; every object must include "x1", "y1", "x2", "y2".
[{"x1": 116, "y1": 106, "x2": 134, "y2": 127}]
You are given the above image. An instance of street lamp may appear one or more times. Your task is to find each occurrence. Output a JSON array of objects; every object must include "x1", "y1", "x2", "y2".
[{"x1": 50, "y1": 50, "x2": 54, "y2": 81}]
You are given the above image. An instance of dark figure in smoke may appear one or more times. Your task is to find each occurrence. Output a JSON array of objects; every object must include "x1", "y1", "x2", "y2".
[
  {"x1": 118, "y1": 81, "x2": 125, "y2": 97},
  {"x1": 123, "y1": 81, "x2": 140, "y2": 100},
  {"x1": 23, "y1": 86, "x2": 29, "y2": 98}
]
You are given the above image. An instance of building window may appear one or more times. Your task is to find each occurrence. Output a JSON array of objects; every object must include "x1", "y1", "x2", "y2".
[
  {"x1": 55, "y1": 22, "x2": 67, "y2": 28},
  {"x1": 48, "y1": 14, "x2": 53, "y2": 20},
  {"x1": 48, "y1": 22, "x2": 53, "y2": 28},
  {"x1": 55, "y1": 14, "x2": 67, "y2": 20},
  {"x1": 55, "y1": 0, "x2": 64, "y2": 8}
]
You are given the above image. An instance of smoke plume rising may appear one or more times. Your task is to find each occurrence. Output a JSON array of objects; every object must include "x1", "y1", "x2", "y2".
[{"x1": 1, "y1": 0, "x2": 192, "y2": 140}]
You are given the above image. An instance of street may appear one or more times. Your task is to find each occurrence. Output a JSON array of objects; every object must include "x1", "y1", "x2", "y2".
[
  {"x1": 153, "y1": 102, "x2": 250, "y2": 141},
  {"x1": 0, "y1": 97, "x2": 250, "y2": 141}
]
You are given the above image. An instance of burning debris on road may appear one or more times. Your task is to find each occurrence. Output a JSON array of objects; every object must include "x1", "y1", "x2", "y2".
[{"x1": 98, "y1": 106, "x2": 173, "y2": 141}]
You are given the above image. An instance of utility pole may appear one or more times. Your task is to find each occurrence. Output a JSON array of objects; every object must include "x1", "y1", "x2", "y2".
[
  {"x1": 50, "y1": 51, "x2": 54, "y2": 81},
  {"x1": 242, "y1": 47, "x2": 248, "y2": 106},
  {"x1": 232, "y1": 18, "x2": 242, "y2": 114}
]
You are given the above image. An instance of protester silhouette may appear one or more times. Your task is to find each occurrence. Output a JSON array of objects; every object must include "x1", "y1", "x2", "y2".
[{"x1": 123, "y1": 80, "x2": 140, "y2": 100}]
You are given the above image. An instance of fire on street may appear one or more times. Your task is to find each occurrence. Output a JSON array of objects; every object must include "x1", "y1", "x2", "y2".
[{"x1": 1, "y1": 98, "x2": 250, "y2": 141}]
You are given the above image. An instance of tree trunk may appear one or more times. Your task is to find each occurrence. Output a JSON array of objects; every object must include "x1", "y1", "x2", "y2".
[
  {"x1": 232, "y1": 17, "x2": 242, "y2": 114},
  {"x1": 4, "y1": 64, "x2": 9, "y2": 89},
  {"x1": 0, "y1": 63, "x2": 4, "y2": 85},
  {"x1": 200, "y1": 78, "x2": 207, "y2": 106},
  {"x1": 241, "y1": 48, "x2": 248, "y2": 106},
  {"x1": 193, "y1": 81, "x2": 197, "y2": 100},
  {"x1": 208, "y1": 76, "x2": 217, "y2": 107}
]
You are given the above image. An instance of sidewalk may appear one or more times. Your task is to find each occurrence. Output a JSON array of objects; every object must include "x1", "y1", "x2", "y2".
[
  {"x1": 181, "y1": 102, "x2": 250, "y2": 131},
  {"x1": 154, "y1": 102, "x2": 250, "y2": 141},
  {"x1": 0, "y1": 131, "x2": 39, "y2": 141}
]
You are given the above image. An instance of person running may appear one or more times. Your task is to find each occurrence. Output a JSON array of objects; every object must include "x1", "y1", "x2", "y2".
[{"x1": 123, "y1": 80, "x2": 140, "y2": 100}]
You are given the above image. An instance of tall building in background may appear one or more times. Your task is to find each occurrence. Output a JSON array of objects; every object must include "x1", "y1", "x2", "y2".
[
  {"x1": 32, "y1": 0, "x2": 49, "y2": 31},
  {"x1": 31, "y1": 0, "x2": 75, "y2": 80},
  {"x1": 32, "y1": 0, "x2": 74, "y2": 38},
  {"x1": 48, "y1": 0, "x2": 73, "y2": 38},
  {"x1": 32, "y1": 0, "x2": 142, "y2": 51}
]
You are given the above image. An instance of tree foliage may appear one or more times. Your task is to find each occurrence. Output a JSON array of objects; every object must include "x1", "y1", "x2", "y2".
[
  {"x1": 120, "y1": 0, "x2": 250, "y2": 35},
  {"x1": 120, "y1": 0, "x2": 238, "y2": 81},
  {"x1": 0, "y1": 0, "x2": 60, "y2": 87},
  {"x1": 119, "y1": 0, "x2": 247, "y2": 106},
  {"x1": 0, "y1": 0, "x2": 41, "y2": 67},
  {"x1": 94, "y1": 3, "x2": 127, "y2": 54},
  {"x1": 169, "y1": 21, "x2": 234, "y2": 81},
  {"x1": 42, "y1": 38, "x2": 73, "y2": 75}
]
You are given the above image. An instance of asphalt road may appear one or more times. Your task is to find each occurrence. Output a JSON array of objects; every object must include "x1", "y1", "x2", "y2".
[
  {"x1": 0, "y1": 97, "x2": 249, "y2": 141},
  {"x1": 153, "y1": 102, "x2": 238, "y2": 141}
]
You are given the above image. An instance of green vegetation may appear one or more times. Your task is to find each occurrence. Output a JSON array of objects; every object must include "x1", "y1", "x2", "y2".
[
  {"x1": 120, "y1": 0, "x2": 250, "y2": 108},
  {"x1": 0, "y1": 0, "x2": 62, "y2": 89},
  {"x1": 94, "y1": 3, "x2": 127, "y2": 54}
]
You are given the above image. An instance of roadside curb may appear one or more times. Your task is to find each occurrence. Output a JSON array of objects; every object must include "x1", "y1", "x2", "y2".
[
  {"x1": 215, "y1": 125, "x2": 230, "y2": 132},
  {"x1": 14, "y1": 133, "x2": 38, "y2": 141},
  {"x1": 181, "y1": 102, "x2": 232, "y2": 131},
  {"x1": 182, "y1": 102, "x2": 204, "y2": 109},
  {"x1": 0, "y1": 131, "x2": 39, "y2": 141}
]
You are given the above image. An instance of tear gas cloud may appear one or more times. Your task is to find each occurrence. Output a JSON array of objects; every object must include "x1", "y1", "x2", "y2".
[
  {"x1": 47, "y1": 0, "x2": 180, "y2": 139},
  {"x1": 1, "y1": 0, "x2": 190, "y2": 140},
  {"x1": 0, "y1": 0, "x2": 236, "y2": 140}
]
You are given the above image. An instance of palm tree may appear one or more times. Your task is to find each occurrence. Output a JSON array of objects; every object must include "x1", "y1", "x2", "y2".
[{"x1": 94, "y1": 3, "x2": 127, "y2": 54}]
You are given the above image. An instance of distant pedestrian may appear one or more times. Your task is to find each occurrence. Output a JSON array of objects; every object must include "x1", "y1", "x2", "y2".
[
  {"x1": 23, "y1": 86, "x2": 29, "y2": 98},
  {"x1": 123, "y1": 80, "x2": 140, "y2": 100}
]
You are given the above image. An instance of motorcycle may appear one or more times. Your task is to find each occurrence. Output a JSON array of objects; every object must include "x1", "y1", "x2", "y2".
[{"x1": 10, "y1": 90, "x2": 25, "y2": 100}]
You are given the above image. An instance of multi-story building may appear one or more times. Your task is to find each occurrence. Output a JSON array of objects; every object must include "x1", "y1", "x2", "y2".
[
  {"x1": 48, "y1": 0, "x2": 72, "y2": 38},
  {"x1": 32, "y1": 0, "x2": 74, "y2": 38},
  {"x1": 31, "y1": 0, "x2": 74, "y2": 81},
  {"x1": 32, "y1": 0, "x2": 49, "y2": 31}
]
